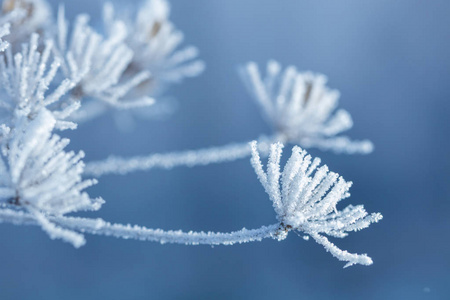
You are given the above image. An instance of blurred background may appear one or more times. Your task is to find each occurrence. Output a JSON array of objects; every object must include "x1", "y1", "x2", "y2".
[{"x1": 0, "y1": 0, "x2": 449, "y2": 299}]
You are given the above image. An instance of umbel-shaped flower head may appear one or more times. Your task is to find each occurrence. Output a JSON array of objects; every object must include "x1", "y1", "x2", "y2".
[
  {"x1": 54, "y1": 6, "x2": 154, "y2": 111},
  {"x1": 241, "y1": 61, "x2": 373, "y2": 154},
  {"x1": 0, "y1": 109, "x2": 103, "y2": 247},
  {"x1": 250, "y1": 141, "x2": 382, "y2": 267}
]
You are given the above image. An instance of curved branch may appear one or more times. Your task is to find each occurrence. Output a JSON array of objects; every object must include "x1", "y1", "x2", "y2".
[
  {"x1": 84, "y1": 137, "x2": 272, "y2": 177},
  {"x1": 0, "y1": 208, "x2": 283, "y2": 246}
]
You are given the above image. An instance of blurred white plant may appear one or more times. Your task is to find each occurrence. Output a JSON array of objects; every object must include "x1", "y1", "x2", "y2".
[
  {"x1": 52, "y1": 6, "x2": 154, "y2": 122},
  {"x1": 102, "y1": 0, "x2": 205, "y2": 97},
  {"x1": 0, "y1": 0, "x2": 51, "y2": 49},
  {"x1": 241, "y1": 60, "x2": 374, "y2": 154},
  {"x1": 0, "y1": 33, "x2": 78, "y2": 130}
]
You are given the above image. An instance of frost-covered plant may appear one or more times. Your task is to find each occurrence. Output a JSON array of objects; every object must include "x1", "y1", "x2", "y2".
[
  {"x1": 0, "y1": 33, "x2": 78, "y2": 130},
  {"x1": 53, "y1": 6, "x2": 154, "y2": 116},
  {"x1": 241, "y1": 60, "x2": 373, "y2": 154},
  {"x1": 0, "y1": 110, "x2": 102, "y2": 247},
  {"x1": 250, "y1": 141, "x2": 382, "y2": 267},
  {"x1": 103, "y1": 0, "x2": 205, "y2": 96},
  {"x1": 0, "y1": 0, "x2": 382, "y2": 268}
]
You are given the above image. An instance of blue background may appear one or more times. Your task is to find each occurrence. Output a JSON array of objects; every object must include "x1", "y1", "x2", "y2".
[{"x1": 1, "y1": 0, "x2": 449, "y2": 299}]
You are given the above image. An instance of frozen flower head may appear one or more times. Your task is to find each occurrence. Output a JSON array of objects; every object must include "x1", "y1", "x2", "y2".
[
  {"x1": 1, "y1": 0, "x2": 51, "y2": 49},
  {"x1": 250, "y1": 141, "x2": 382, "y2": 267},
  {"x1": 102, "y1": 0, "x2": 205, "y2": 97},
  {"x1": 0, "y1": 33, "x2": 78, "y2": 130},
  {"x1": 52, "y1": 6, "x2": 154, "y2": 121},
  {"x1": 0, "y1": 109, "x2": 103, "y2": 247},
  {"x1": 241, "y1": 61, "x2": 374, "y2": 154}
]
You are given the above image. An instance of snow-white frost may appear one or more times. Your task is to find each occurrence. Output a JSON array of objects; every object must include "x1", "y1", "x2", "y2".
[
  {"x1": 250, "y1": 141, "x2": 382, "y2": 267},
  {"x1": 241, "y1": 60, "x2": 374, "y2": 154}
]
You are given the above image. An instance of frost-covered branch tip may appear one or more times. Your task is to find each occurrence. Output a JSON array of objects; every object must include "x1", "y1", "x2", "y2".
[
  {"x1": 250, "y1": 141, "x2": 382, "y2": 267},
  {"x1": 241, "y1": 60, "x2": 374, "y2": 154}
]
